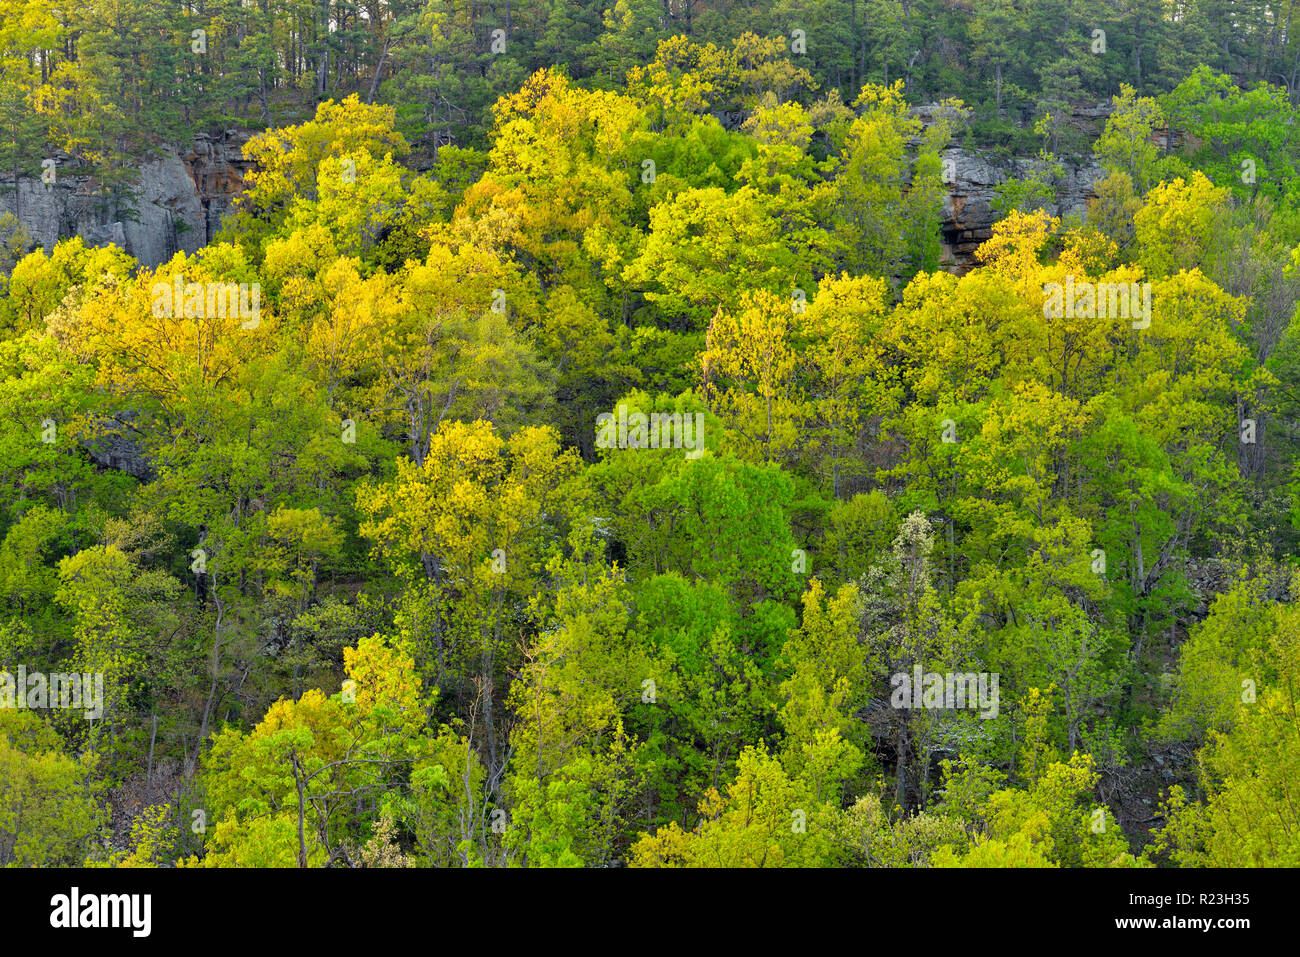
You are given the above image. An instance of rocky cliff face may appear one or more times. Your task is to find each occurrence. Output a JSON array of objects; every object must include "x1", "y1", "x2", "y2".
[
  {"x1": 0, "y1": 130, "x2": 252, "y2": 269},
  {"x1": 182, "y1": 131, "x2": 255, "y2": 248},
  {"x1": 2, "y1": 122, "x2": 1100, "y2": 276},
  {"x1": 909, "y1": 101, "x2": 1109, "y2": 273},
  {"x1": 939, "y1": 147, "x2": 1105, "y2": 272}
]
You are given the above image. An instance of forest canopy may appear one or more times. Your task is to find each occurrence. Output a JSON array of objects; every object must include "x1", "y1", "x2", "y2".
[{"x1": 1, "y1": 0, "x2": 1299, "y2": 870}]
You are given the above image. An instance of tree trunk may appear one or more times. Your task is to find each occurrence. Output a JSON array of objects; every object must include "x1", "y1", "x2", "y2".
[
  {"x1": 292, "y1": 751, "x2": 308, "y2": 868},
  {"x1": 481, "y1": 644, "x2": 497, "y2": 778},
  {"x1": 191, "y1": 590, "x2": 225, "y2": 777},
  {"x1": 145, "y1": 713, "x2": 158, "y2": 797},
  {"x1": 894, "y1": 709, "x2": 910, "y2": 811}
]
